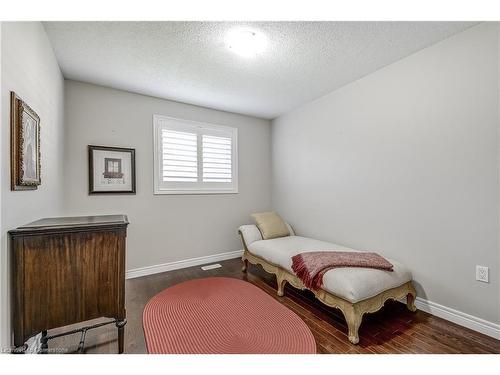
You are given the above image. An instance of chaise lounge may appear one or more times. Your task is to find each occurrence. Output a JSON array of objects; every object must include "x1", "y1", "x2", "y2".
[{"x1": 238, "y1": 223, "x2": 417, "y2": 344}]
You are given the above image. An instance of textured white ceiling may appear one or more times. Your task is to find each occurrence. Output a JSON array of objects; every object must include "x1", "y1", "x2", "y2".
[{"x1": 44, "y1": 22, "x2": 476, "y2": 119}]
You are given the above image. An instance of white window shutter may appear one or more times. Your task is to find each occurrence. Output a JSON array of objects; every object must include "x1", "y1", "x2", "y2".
[
  {"x1": 202, "y1": 135, "x2": 232, "y2": 183},
  {"x1": 153, "y1": 115, "x2": 238, "y2": 194},
  {"x1": 161, "y1": 129, "x2": 198, "y2": 182}
]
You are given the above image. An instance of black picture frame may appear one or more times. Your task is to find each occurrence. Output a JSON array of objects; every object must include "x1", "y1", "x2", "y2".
[{"x1": 88, "y1": 145, "x2": 136, "y2": 195}]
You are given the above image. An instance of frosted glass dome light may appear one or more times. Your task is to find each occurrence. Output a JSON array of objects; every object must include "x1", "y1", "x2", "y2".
[{"x1": 225, "y1": 28, "x2": 267, "y2": 58}]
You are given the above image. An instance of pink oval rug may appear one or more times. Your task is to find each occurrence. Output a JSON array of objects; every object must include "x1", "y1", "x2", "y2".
[{"x1": 143, "y1": 277, "x2": 316, "y2": 354}]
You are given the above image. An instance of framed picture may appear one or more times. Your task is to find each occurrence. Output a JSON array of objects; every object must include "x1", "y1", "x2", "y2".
[
  {"x1": 88, "y1": 145, "x2": 136, "y2": 194},
  {"x1": 10, "y1": 92, "x2": 41, "y2": 191}
]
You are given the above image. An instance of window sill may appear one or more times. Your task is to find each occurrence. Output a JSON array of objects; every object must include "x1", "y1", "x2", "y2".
[{"x1": 154, "y1": 189, "x2": 238, "y2": 195}]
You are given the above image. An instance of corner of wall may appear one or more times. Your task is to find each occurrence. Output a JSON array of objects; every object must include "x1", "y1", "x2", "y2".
[
  {"x1": 0, "y1": 20, "x2": 6, "y2": 350},
  {"x1": 497, "y1": 21, "x2": 500, "y2": 325}
]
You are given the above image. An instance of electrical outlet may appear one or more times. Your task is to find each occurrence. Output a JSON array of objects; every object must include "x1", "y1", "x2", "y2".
[{"x1": 476, "y1": 265, "x2": 489, "y2": 283}]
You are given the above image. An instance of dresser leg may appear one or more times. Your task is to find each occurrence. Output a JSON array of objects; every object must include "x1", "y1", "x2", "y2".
[
  {"x1": 118, "y1": 327, "x2": 124, "y2": 354},
  {"x1": 41, "y1": 330, "x2": 48, "y2": 354},
  {"x1": 116, "y1": 319, "x2": 127, "y2": 354}
]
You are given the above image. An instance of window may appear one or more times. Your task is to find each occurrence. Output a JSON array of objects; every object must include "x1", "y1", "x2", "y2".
[{"x1": 153, "y1": 115, "x2": 238, "y2": 194}]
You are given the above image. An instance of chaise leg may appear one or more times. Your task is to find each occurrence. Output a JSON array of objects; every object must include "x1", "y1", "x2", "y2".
[
  {"x1": 344, "y1": 305, "x2": 362, "y2": 345},
  {"x1": 406, "y1": 291, "x2": 417, "y2": 312},
  {"x1": 242, "y1": 258, "x2": 248, "y2": 272},
  {"x1": 405, "y1": 283, "x2": 417, "y2": 312},
  {"x1": 276, "y1": 271, "x2": 287, "y2": 297}
]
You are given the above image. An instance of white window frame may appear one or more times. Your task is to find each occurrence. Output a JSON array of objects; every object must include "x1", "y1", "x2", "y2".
[{"x1": 153, "y1": 114, "x2": 238, "y2": 195}]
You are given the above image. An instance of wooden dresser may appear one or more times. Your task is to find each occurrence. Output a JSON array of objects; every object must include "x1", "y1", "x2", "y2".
[{"x1": 9, "y1": 215, "x2": 129, "y2": 353}]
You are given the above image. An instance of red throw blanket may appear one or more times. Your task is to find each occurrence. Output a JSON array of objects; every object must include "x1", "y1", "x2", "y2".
[{"x1": 291, "y1": 251, "x2": 394, "y2": 290}]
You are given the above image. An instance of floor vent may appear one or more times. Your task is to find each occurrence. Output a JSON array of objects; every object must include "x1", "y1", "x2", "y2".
[{"x1": 201, "y1": 263, "x2": 222, "y2": 271}]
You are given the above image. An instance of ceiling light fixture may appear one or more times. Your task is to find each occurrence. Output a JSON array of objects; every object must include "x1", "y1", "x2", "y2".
[{"x1": 225, "y1": 28, "x2": 267, "y2": 58}]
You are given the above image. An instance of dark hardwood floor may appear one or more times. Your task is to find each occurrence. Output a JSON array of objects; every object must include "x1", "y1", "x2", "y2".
[{"x1": 48, "y1": 258, "x2": 500, "y2": 354}]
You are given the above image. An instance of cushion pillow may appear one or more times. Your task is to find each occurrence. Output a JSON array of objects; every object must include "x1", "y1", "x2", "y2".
[{"x1": 251, "y1": 212, "x2": 290, "y2": 240}]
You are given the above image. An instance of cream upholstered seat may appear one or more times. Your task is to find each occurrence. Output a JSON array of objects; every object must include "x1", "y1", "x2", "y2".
[
  {"x1": 238, "y1": 224, "x2": 416, "y2": 345},
  {"x1": 239, "y1": 224, "x2": 412, "y2": 303}
]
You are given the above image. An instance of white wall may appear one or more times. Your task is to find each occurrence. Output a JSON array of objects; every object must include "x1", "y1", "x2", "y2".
[
  {"x1": 63, "y1": 81, "x2": 271, "y2": 272},
  {"x1": 0, "y1": 20, "x2": 3, "y2": 351},
  {"x1": 272, "y1": 23, "x2": 500, "y2": 324},
  {"x1": 0, "y1": 22, "x2": 65, "y2": 348},
  {"x1": 2, "y1": 21, "x2": 498, "y2": 347}
]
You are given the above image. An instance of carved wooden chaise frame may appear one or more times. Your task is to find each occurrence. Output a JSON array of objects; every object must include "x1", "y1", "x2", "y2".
[{"x1": 239, "y1": 231, "x2": 417, "y2": 344}]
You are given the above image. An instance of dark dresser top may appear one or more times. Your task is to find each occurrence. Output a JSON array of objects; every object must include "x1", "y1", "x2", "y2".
[{"x1": 9, "y1": 215, "x2": 129, "y2": 235}]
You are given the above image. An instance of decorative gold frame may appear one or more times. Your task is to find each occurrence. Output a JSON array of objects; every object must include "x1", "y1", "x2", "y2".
[
  {"x1": 239, "y1": 231, "x2": 417, "y2": 344},
  {"x1": 10, "y1": 92, "x2": 41, "y2": 191}
]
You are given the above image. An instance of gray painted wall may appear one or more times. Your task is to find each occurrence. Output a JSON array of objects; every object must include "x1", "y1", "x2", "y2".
[
  {"x1": 1, "y1": 22, "x2": 65, "y2": 348},
  {"x1": 2, "y1": 21, "x2": 499, "y2": 348},
  {"x1": 63, "y1": 81, "x2": 271, "y2": 271},
  {"x1": 0, "y1": 20, "x2": 3, "y2": 351},
  {"x1": 272, "y1": 23, "x2": 500, "y2": 324}
]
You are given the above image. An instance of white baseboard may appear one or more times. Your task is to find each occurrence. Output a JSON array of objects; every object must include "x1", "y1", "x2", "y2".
[
  {"x1": 126, "y1": 249, "x2": 244, "y2": 279},
  {"x1": 405, "y1": 297, "x2": 500, "y2": 340}
]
